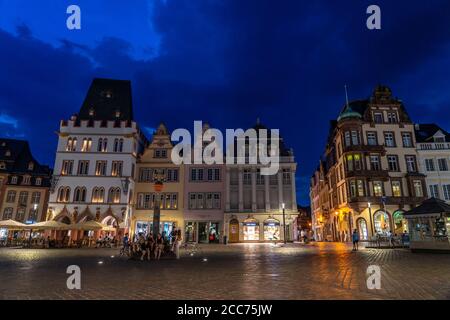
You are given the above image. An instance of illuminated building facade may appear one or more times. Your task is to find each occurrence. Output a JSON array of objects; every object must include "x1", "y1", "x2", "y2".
[{"x1": 311, "y1": 85, "x2": 427, "y2": 241}]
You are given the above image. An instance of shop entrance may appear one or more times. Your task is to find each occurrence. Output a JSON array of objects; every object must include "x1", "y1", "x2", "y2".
[
  {"x1": 198, "y1": 222, "x2": 220, "y2": 243},
  {"x1": 228, "y1": 219, "x2": 239, "y2": 243},
  {"x1": 393, "y1": 210, "x2": 408, "y2": 234}
]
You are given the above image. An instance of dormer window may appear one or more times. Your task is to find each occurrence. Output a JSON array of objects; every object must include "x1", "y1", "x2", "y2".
[
  {"x1": 387, "y1": 112, "x2": 398, "y2": 124},
  {"x1": 23, "y1": 176, "x2": 31, "y2": 185},
  {"x1": 373, "y1": 112, "x2": 384, "y2": 124},
  {"x1": 28, "y1": 162, "x2": 34, "y2": 170},
  {"x1": 1, "y1": 142, "x2": 5, "y2": 147},
  {"x1": 0, "y1": 162, "x2": 5, "y2": 169},
  {"x1": 5, "y1": 150, "x2": 11, "y2": 157},
  {"x1": 11, "y1": 176, "x2": 18, "y2": 184},
  {"x1": 89, "y1": 108, "x2": 95, "y2": 116},
  {"x1": 154, "y1": 149, "x2": 167, "y2": 158},
  {"x1": 115, "y1": 110, "x2": 121, "y2": 118},
  {"x1": 434, "y1": 136, "x2": 445, "y2": 143},
  {"x1": 35, "y1": 178, "x2": 42, "y2": 186}
]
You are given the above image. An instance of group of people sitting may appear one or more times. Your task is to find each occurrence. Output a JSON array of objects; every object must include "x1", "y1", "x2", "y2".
[
  {"x1": 95, "y1": 234, "x2": 117, "y2": 248},
  {"x1": 120, "y1": 229, "x2": 183, "y2": 260}
]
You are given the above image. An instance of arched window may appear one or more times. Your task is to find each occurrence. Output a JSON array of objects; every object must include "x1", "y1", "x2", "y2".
[
  {"x1": 357, "y1": 218, "x2": 369, "y2": 240},
  {"x1": 119, "y1": 139, "x2": 124, "y2": 152},
  {"x1": 103, "y1": 138, "x2": 107, "y2": 152},
  {"x1": 108, "y1": 187, "x2": 121, "y2": 203},
  {"x1": 64, "y1": 187, "x2": 70, "y2": 202},
  {"x1": 92, "y1": 187, "x2": 105, "y2": 203},
  {"x1": 97, "y1": 138, "x2": 103, "y2": 152},
  {"x1": 374, "y1": 210, "x2": 391, "y2": 235},
  {"x1": 57, "y1": 187, "x2": 64, "y2": 202},
  {"x1": 113, "y1": 138, "x2": 119, "y2": 152},
  {"x1": 74, "y1": 187, "x2": 86, "y2": 202},
  {"x1": 57, "y1": 187, "x2": 70, "y2": 203},
  {"x1": 81, "y1": 138, "x2": 92, "y2": 152},
  {"x1": 66, "y1": 138, "x2": 77, "y2": 151}
]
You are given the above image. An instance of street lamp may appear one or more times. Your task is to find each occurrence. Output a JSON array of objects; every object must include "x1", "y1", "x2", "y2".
[
  {"x1": 368, "y1": 202, "x2": 374, "y2": 236},
  {"x1": 282, "y1": 203, "x2": 287, "y2": 244},
  {"x1": 152, "y1": 170, "x2": 165, "y2": 236}
]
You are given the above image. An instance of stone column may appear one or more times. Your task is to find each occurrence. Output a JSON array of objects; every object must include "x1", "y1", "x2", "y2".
[
  {"x1": 278, "y1": 170, "x2": 284, "y2": 211},
  {"x1": 238, "y1": 167, "x2": 243, "y2": 212},
  {"x1": 225, "y1": 167, "x2": 230, "y2": 212},
  {"x1": 264, "y1": 175, "x2": 270, "y2": 212},
  {"x1": 291, "y1": 168, "x2": 297, "y2": 211},
  {"x1": 251, "y1": 168, "x2": 257, "y2": 212}
]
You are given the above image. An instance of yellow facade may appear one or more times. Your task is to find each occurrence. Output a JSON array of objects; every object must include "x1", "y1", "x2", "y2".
[{"x1": 130, "y1": 124, "x2": 184, "y2": 238}]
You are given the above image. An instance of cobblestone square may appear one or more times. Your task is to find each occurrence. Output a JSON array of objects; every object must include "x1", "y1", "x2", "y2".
[{"x1": 0, "y1": 242, "x2": 449, "y2": 300}]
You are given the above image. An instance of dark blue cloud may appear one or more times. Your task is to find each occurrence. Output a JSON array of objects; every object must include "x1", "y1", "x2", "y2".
[{"x1": 1, "y1": 0, "x2": 450, "y2": 205}]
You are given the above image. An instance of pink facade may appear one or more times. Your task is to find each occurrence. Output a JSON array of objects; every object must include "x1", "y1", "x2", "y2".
[{"x1": 183, "y1": 164, "x2": 225, "y2": 243}]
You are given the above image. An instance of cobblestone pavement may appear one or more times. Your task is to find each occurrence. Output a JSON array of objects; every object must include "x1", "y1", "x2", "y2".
[{"x1": 0, "y1": 242, "x2": 449, "y2": 300}]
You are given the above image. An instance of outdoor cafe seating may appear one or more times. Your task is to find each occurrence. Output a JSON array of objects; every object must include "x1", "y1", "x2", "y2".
[{"x1": 0, "y1": 219, "x2": 120, "y2": 249}]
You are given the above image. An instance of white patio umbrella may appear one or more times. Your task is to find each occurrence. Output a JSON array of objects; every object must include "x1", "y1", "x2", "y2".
[
  {"x1": 0, "y1": 219, "x2": 27, "y2": 230},
  {"x1": 28, "y1": 220, "x2": 71, "y2": 230},
  {"x1": 71, "y1": 220, "x2": 104, "y2": 231}
]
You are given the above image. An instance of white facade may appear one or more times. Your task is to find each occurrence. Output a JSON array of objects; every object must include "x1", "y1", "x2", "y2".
[
  {"x1": 47, "y1": 117, "x2": 145, "y2": 227},
  {"x1": 416, "y1": 126, "x2": 450, "y2": 203},
  {"x1": 224, "y1": 158, "x2": 298, "y2": 242}
]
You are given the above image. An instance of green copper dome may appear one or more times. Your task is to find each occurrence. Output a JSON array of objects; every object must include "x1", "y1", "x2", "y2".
[{"x1": 337, "y1": 100, "x2": 368, "y2": 122}]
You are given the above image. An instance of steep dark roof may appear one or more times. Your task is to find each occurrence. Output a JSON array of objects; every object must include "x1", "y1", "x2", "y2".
[
  {"x1": 0, "y1": 138, "x2": 50, "y2": 175},
  {"x1": 78, "y1": 78, "x2": 133, "y2": 121},
  {"x1": 415, "y1": 124, "x2": 450, "y2": 143},
  {"x1": 250, "y1": 121, "x2": 292, "y2": 157},
  {"x1": 405, "y1": 198, "x2": 450, "y2": 216}
]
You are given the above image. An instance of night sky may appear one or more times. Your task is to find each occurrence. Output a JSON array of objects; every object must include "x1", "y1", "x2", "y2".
[{"x1": 1, "y1": 0, "x2": 450, "y2": 205}]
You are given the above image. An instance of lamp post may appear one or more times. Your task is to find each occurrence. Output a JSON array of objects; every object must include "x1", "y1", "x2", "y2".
[
  {"x1": 152, "y1": 170, "x2": 164, "y2": 236},
  {"x1": 282, "y1": 203, "x2": 287, "y2": 244},
  {"x1": 368, "y1": 202, "x2": 374, "y2": 236}
]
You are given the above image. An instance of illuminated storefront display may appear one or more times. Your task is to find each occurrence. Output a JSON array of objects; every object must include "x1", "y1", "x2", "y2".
[
  {"x1": 185, "y1": 221, "x2": 221, "y2": 243},
  {"x1": 135, "y1": 221, "x2": 174, "y2": 237},
  {"x1": 393, "y1": 210, "x2": 408, "y2": 234},
  {"x1": 357, "y1": 218, "x2": 368, "y2": 240},
  {"x1": 263, "y1": 219, "x2": 280, "y2": 241},
  {"x1": 374, "y1": 211, "x2": 390, "y2": 234},
  {"x1": 0, "y1": 228, "x2": 7, "y2": 240},
  {"x1": 243, "y1": 219, "x2": 260, "y2": 241}
]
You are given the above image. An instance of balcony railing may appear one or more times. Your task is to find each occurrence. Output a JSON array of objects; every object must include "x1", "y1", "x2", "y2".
[
  {"x1": 346, "y1": 169, "x2": 389, "y2": 179},
  {"x1": 343, "y1": 144, "x2": 385, "y2": 154},
  {"x1": 348, "y1": 196, "x2": 426, "y2": 205},
  {"x1": 419, "y1": 143, "x2": 450, "y2": 150}
]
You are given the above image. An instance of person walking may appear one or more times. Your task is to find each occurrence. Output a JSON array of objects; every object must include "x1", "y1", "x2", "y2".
[
  {"x1": 352, "y1": 229, "x2": 360, "y2": 251},
  {"x1": 120, "y1": 233, "x2": 130, "y2": 256},
  {"x1": 155, "y1": 233, "x2": 164, "y2": 260},
  {"x1": 175, "y1": 230, "x2": 182, "y2": 259},
  {"x1": 146, "y1": 234, "x2": 155, "y2": 261}
]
